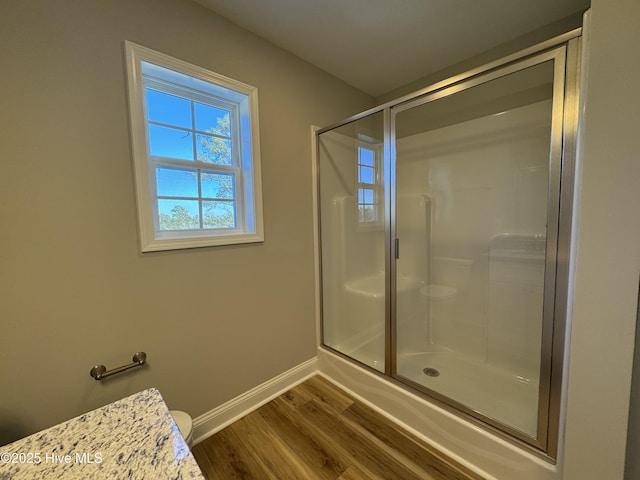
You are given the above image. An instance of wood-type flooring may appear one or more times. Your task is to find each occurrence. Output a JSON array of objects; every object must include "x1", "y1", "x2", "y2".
[{"x1": 192, "y1": 375, "x2": 484, "y2": 480}]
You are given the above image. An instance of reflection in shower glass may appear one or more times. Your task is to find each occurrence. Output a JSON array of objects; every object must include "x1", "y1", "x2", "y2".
[
  {"x1": 318, "y1": 112, "x2": 386, "y2": 372},
  {"x1": 393, "y1": 61, "x2": 555, "y2": 437}
]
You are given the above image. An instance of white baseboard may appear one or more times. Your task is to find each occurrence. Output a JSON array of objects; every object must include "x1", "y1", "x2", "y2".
[{"x1": 192, "y1": 357, "x2": 318, "y2": 445}]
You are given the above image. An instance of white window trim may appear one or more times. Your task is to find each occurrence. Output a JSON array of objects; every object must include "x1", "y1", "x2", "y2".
[{"x1": 124, "y1": 41, "x2": 264, "y2": 252}]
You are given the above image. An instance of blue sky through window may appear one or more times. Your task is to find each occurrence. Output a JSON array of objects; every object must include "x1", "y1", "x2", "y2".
[
  {"x1": 156, "y1": 168, "x2": 198, "y2": 197},
  {"x1": 359, "y1": 147, "x2": 374, "y2": 166},
  {"x1": 146, "y1": 89, "x2": 191, "y2": 128},
  {"x1": 149, "y1": 124, "x2": 194, "y2": 160},
  {"x1": 357, "y1": 145, "x2": 379, "y2": 224}
]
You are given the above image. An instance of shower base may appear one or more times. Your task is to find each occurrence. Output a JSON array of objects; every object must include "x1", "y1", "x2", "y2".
[{"x1": 344, "y1": 335, "x2": 539, "y2": 437}]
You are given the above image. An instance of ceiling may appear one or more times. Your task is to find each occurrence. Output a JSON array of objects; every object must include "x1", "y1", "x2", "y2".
[{"x1": 194, "y1": 0, "x2": 589, "y2": 97}]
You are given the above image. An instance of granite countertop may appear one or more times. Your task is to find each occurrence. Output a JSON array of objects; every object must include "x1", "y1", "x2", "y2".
[{"x1": 0, "y1": 388, "x2": 204, "y2": 480}]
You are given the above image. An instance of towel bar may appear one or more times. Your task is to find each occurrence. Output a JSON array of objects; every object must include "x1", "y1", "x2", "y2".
[{"x1": 90, "y1": 352, "x2": 147, "y2": 381}]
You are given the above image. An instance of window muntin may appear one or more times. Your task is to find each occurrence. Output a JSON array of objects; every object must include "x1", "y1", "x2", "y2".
[{"x1": 125, "y1": 41, "x2": 263, "y2": 251}]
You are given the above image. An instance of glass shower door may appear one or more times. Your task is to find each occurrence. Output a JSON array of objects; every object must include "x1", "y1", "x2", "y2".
[
  {"x1": 318, "y1": 111, "x2": 387, "y2": 372},
  {"x1": 392, "y1": 55, "x2": 564, "y2": 441}
]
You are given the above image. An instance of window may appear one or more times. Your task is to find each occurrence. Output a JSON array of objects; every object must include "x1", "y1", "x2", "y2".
[
  {"x1": 356, "y1": 140, "x2": 382, "y2": 226},
  {"x1": 125, "y1": 41, "x2": 263, "y2": 251}
]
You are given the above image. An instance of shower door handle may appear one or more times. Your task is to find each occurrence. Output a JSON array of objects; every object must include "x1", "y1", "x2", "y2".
[{"x1": 395, "y1": 238, "x2": 400, "y2": 259}]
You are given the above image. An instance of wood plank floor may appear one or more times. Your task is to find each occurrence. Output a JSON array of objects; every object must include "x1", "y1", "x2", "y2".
[{"x1": 192, "y1": 375, "x2": 485, "y2": 480}]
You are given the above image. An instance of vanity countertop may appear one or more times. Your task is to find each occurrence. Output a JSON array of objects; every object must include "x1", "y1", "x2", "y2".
[{"x1": 0, "y1": 388, "x2": 204, "y2": 480}]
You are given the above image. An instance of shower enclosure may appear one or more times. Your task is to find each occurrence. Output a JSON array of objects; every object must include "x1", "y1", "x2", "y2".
[{"x1": 317, "y1": 32, "x2": 580, "y2": 458}]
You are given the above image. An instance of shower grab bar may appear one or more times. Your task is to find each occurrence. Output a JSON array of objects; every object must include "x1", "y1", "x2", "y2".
[{"x1": 90, "y1": 352, "x2": 147, "y2": 381}]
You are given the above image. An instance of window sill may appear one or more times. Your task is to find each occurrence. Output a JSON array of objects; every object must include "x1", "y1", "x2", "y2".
[{"x1": 140, "y1": 231, "x2": 264, "y2": 252}]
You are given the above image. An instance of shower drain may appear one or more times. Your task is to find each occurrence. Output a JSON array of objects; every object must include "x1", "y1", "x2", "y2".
[{"x1": 423, "y1": 367, "x2": 440, "y2": 377}]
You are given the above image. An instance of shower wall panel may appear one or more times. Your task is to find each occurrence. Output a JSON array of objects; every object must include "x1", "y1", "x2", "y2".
[{"x1": 396, "y1": 100, "x2": 551, "y2": 364}]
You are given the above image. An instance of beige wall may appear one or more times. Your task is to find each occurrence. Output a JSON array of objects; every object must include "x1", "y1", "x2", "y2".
[{"x1": 0, "y1": 0, "x2": 373, "y2": 443}]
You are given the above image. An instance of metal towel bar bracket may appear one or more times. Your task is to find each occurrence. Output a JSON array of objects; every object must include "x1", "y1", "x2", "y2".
[{"x1": 90, "y1": 352, "x2": 147, "y2": 381}]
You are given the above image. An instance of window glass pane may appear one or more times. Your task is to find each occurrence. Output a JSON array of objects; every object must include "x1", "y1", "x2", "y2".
[
  {"x1": 359, "y1": 165, "x2": 375, "y2": 184},
  {"x1": 158, "y1": 199, "x2": 200, "y2": 230},
  {"x1": 359, "y1": 188, "x2": 374, "y2": 204},
  {"x1": 149, "y1": 124, "x2": 194, "y2": 160},
  {"x1": 195, "y1": 103, "x2": 231, "y2": 135},
  {"x1": 201, "y1": 172, "x2": 235, "y2": 199},
  {"x1": 196, "y1": 134, "x2": 233, "y2": 165},
  {"x1": 359, "y1": 205, "x2": 377, "y2": 223},
  {"x1": 146, "y1": 89, "x2": 192, "y2": 129},
  {"x1": 359, "y1": 148, "x2": 375, "y2": 167},
  {"x1": 156, "y1": 167, "x2": 198, "y2": 197},
  {"x1": 203, "y1": 201, "x2": 236, "y2": 228},
  {"x1": 370, "y1": 205, "x2": 377, "y2": 222}
]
